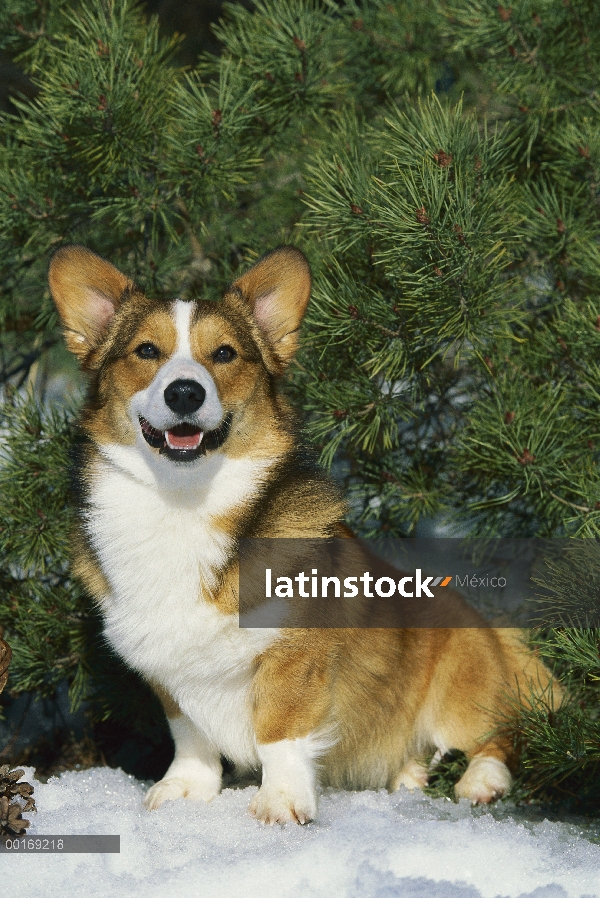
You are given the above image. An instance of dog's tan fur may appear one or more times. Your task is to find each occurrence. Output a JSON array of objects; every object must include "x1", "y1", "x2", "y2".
[{"x1": 49, "y1": 244, "x2": 558, "y2": 822}]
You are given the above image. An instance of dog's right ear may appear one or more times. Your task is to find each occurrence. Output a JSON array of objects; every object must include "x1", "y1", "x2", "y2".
[{"x1": 48, "y1": 245, "x2": 133, "y2": 362}]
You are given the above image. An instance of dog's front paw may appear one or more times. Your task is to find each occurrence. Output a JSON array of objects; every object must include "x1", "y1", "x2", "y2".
[
  {"x1": 454, "y1": 756, "x2": 512, "y2": 805},
  {"x1": 144, "y1": 760, "x2": 221, "y2": 810},
  {"x1": 145, "y1": 776, "x2": 220, "y2": 810},
  {"x1": 248, "y1": 784, "x2": 317, "y2": 825}
]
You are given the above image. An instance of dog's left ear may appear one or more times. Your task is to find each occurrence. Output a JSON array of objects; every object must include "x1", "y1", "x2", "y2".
[{"x1": 233, "y1": 246, "x2": 311, "y2": 367}]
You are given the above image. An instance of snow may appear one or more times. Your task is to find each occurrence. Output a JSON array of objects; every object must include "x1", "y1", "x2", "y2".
[{"x1": 5, "y1": 767, "x2": 600, "y2": 897}]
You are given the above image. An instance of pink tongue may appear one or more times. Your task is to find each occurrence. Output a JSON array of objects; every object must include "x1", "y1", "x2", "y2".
[{"x1": 166, "y1": 430, "x2": 203, "y2": 450}]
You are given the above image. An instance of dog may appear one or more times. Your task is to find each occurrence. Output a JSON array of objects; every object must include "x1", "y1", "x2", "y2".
[{"x1": 48, "y1": 244, "x2": 557, "y2": 823}]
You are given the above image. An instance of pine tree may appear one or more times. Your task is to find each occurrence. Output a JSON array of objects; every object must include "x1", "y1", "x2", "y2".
[{"x1": 0, "y1": 0, "x2": 599, "y2": 808}]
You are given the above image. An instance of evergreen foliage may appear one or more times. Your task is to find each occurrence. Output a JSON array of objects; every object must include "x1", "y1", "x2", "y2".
[{"x1": 0, "y1": 0, "x2": 599, "y2": 809}]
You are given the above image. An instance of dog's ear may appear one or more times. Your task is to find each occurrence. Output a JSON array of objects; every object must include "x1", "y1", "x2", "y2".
[
  {"x1": 48, "y1": 245, "x2": 133, "y2": 361},
  {"x1": 233, "y1": 246, "x2": 311, "y2": 366}
]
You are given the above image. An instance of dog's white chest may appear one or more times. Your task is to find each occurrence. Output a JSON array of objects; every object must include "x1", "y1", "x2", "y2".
[{"x1": 86, "y1": 451, "x2": 277, "y2": 765}]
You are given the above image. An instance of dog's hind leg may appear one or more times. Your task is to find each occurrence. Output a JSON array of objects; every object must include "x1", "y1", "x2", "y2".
[
  {"x1": 390, "y1": 758, "x2": 430, "y2": 792},
  {"x1": 454, "y1": 742, "x2": 513, "y2": 805},
  {"x1": 144, "y1": 693, "x2": 222, "y2": 810}
]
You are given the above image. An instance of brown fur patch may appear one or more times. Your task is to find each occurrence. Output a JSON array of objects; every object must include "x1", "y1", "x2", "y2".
[
  {"x1": 70, "y1": 523, "x2": 111, "y2": 606},
  {"x1": 249, "y1": 626, "x2": 554, "y2": 791},
  {"x1": 148, "y1": 681, "x2": 182, "y2": 721},
  {"x1": 252, "y1": 632, "x2": 337, "y2": 743}
]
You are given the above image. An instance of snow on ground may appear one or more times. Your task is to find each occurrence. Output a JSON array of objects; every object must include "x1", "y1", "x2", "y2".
[{"x1": 5, "y1": 766, "x2": 600, "y2": 898}]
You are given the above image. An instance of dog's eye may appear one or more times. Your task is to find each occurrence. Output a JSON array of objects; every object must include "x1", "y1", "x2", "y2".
[
  {"x1": 213, "y1": 345, "x2": 237, "y2": 364},
  {"x1": 134, "y1": 342, "x2": 160, "y2": 360}
]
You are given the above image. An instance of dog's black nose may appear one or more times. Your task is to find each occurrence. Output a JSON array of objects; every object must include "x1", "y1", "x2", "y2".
[{"x1": 164, "y1": 379, "x2": 206, "y2": 415}]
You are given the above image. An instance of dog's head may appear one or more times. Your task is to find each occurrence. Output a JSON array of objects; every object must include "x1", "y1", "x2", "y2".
[{"x1": 49, "y1": 245, "x2": 311, "y2": 474}]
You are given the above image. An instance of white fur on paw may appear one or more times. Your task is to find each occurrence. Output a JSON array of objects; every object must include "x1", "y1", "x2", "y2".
[
  {"x1": 144, "y1": 773, "x2": 220, "y2": 810},
  {"x1": 454, "y1": 756, "x2": 512, "y2": 805},
  {"x1": 391, "y1": 759, "x2": 429, "y2": 791},
  {"x1": 144, "y1": 755, "x2": 221, "y2": 810},
  {"x1": 249, "y1": 785, "x2": 317, "y2": 825}
]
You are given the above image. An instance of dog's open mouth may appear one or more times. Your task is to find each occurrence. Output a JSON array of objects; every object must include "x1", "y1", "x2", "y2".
[{"x1": 139, "y1": 414, "x2": 232, "y2": 461}]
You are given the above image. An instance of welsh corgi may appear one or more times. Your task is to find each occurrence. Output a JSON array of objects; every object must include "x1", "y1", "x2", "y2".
[{"x1": 48, "y1": 244, "x2": 557, "y2": 823}]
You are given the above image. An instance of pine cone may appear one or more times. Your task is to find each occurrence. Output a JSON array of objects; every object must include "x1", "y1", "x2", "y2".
[
  {"x1": 0, "y1": 795, "x2": 31, "y2": 841},
  {"x1": 0, "y1": 766, "x2": 36, "y2": 843},
  {"x1": 0, "y1": 637, "x2": 11, "y2": 694}
]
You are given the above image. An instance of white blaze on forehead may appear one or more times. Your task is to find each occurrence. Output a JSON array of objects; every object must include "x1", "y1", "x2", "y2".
[
  {"x1": 171, "y1": 299, "x2": 195, "y2": 359},
  {"x1": 129, "y1": 297, "x2": 223, "y2": 435}
]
